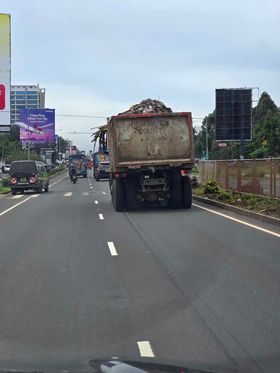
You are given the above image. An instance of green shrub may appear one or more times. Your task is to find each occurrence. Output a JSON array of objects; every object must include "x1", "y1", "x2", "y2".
[
  {"x1": 203, "y1": 180, "x2": 219, "y2": 194},
  {"x1": 217, "y1": 191, "x2": 233, "y2": 202},
  {"x1": 1, "y1": 178, "x2": 10, "y2": 187}
]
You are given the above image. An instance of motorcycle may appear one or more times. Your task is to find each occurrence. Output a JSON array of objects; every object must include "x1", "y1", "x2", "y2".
[{"x1": 71, "y1": 173, "x2": 78, "y2": 184}]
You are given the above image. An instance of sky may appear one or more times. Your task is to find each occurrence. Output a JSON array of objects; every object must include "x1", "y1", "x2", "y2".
[{"x1": 1, "y1": 0, "x2": 280, "y2": 151}]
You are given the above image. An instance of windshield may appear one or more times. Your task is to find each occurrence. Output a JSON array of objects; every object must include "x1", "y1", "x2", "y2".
[{"x1": 0, "y1": 2, "x2": 279, "y2": 373}]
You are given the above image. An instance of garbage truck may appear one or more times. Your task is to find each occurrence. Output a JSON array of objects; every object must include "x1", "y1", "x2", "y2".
[{"x1": 107, "y1": 111, "x2": 194, "y2": 211}]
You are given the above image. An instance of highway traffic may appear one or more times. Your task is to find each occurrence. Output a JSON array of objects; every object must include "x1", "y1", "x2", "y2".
[{"x1": 0, "y1": 172, "x2": 279, "y2": 372}]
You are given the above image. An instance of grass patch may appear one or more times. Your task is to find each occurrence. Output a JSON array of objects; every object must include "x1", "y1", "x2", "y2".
[
  {"x1": 0, "y1": 186, "x2": 10, "y2": 193},
  {"x1": 49, "y1": 165, "x2": 66, "y2": 177},
  {"x1": 193, "y1": 182, "x2": 280, "y2": 219},
  {"x1": 0, "y1": 179, "x2": 10, "y2": 194}
]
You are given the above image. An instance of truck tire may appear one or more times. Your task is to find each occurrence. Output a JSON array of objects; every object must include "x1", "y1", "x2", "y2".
[
  {"x1": 182, "y1": 177, "x2": 192, "y2": 209},
  {"x1": 45, "y1": 183, "x2": 49, "y2": 192},
  {"x1": 112, "y1": 178, "x2": 125, "y2": 212},
  {"x1": 125, "y1": 178, "x2": 137, "y2": 211},
  {"x1": 11, "y1": 190, "x2": 17, "y2": 195},
  {"x1": 168, "y1": 172, "x2": 182, "y2": 209}
]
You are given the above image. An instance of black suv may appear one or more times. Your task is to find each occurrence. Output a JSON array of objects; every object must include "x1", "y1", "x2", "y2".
[{"x1": 9, "y1": 160, "x2": 50, "y2": 194}]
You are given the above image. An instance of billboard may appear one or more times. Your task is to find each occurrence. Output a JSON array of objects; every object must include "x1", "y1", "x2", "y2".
[
  {"x1": 0, "y1": 14, "x2": 11, "y2": 132},
  {"x1": 19, "y1": 109, "x2": 55, "y2": 147},
  {"x1": 215, "y1": 88, "x2": 252, "y2": 141}
]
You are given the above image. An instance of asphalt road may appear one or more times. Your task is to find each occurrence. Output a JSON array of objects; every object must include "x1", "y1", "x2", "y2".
[{"x1": 0, "y1": 173, "x2": 279, "y2": 372}]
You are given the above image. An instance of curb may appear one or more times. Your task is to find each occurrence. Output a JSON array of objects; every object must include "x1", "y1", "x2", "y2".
[{"x1": 193, "y1": 195, "x2": 280, "y2": 227}]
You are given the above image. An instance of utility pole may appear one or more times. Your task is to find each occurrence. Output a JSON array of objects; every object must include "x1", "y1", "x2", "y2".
[{"x1": 205, "y1": 118, "x2": 209, "y2": 160}]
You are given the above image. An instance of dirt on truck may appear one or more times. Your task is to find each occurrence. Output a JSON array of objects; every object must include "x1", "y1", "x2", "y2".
[{"x1": 105, "y1": 99, "x2": 194, "y2": 211}]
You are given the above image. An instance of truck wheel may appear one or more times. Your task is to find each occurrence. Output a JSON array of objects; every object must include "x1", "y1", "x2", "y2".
[
  {"x1": 182, "y1": 177, "x2": 192, "y2": 208},
  {"x1": 125, "y1": 178, "x2": 137, "y2": 211},
  {"x1": 168, "y1": 173, "x2": 182, "y2": 209},
  {"x1": 45, "y1": 183, "x2": 49, "y2": 192},
  {"x1": 112, "y1": 178, "x2": 124, "y2": 212},
  {"x1": 11, "y1": 190, "x2": 17, "y2": 195}
]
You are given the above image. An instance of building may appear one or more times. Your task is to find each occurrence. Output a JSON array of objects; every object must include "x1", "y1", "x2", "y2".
[{"x1": 10, "y1": 84, "x2": 46, "y2": 124}]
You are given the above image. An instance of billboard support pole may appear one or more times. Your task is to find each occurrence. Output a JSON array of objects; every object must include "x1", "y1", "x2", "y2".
[
  {"x1": 27, "y1": 120, "x2": 30, "y2": 160},
  {"x1": 240, "y1": 101, "x2": 245, "y2": 159}
]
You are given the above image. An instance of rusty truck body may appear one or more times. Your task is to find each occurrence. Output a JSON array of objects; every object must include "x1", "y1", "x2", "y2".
[{"x1": 108, "y1": 112, "x2": 194, "y2": 211}]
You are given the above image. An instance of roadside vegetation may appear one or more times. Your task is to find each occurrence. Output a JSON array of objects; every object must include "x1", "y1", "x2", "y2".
[
  {"x1": 193, "y1": 180, "x2": 280, "y2": 219},
  {"x1": 0, "y1": 179, "x2": 10, "y2": 193}
]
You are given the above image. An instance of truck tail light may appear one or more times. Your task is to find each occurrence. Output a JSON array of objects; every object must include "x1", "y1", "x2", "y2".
[
  {"x1": 10, "y1": 177, "x2": 17, "y2": 185},
  {"x1": 29, "y1": 177, "x2": 37, "y2": 184},
  {"x1": 181, "y1": 169, "x2": 189, "y2": 176},
  {"x1": 114, "y1": 172, "x2": 126, "y2": 178}
]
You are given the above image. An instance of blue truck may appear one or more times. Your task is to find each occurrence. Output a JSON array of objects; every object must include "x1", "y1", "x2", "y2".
[{"x1": 93, "y1": 151, "x2": 109, "y2": 181}]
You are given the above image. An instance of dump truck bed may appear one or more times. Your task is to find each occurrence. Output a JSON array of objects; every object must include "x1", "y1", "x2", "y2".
[{"x1": 108, "y1": 112, "x2": 194, "y2": 170}]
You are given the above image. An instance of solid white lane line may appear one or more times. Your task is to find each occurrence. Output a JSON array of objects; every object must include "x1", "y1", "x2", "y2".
[
  {"x1": 0, "y1": 196, "x2": 34, "y2": 217},
  {"x1": 95, "y1": 200, "x2": 99, "y2": 204},
  {"x1": 137, "y1": 341, "x2": 155, "y2": 357},
  {"x1": 49, "y1": 174, "x2": 68, "y2": 188},
  {"x1": 102, "y1": 191, "x2": 106, "y2": 195},
  {"x1": 99, "y1": 213, "x2": 104, "y2": 220},
  {"x1": 31, "y1": 194, "x2": 39, "y2": 198},
  {"x1": 193, "y1": 203, "x2": 280, "y2": 239},
  {"x1": 64, "y1": 192, "x2": 73, "y2": 197},
  {"x1": 11, "y1": 195, "x2": 23, "y2": 199},
  {"x1": 107, "y1": 242, "x2": 118, "y2": 256}
]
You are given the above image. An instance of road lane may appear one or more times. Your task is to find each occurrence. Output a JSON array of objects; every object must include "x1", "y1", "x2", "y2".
[
  {"x1": 0, "y1": 175, "x2": 138, "y2": 363},
  {"x1": 92, "y1": 177, "x2": 280, "y2": 372},
  {"x1": 0, "y1": 174, "x2": 279, "y2": 372}
]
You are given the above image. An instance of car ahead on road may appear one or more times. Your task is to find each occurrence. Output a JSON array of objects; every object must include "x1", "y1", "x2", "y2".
[
  {"x1": 1, "y1": 163, "x2": 10, "y2": 174},
  {"x1": 95, "y1": 161, "x2": 110, "y2": 181},
  {"x1": 9, "y1": 160, "x2": 50, "y2": 194}
]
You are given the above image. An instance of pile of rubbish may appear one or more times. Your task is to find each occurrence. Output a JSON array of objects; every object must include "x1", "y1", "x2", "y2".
[
  {"x1": 91, "y1": 99, "x2": 173, "y2": 144},
  {"x1": 118, "y1": 98, "x2": 172, "y2": 115}
]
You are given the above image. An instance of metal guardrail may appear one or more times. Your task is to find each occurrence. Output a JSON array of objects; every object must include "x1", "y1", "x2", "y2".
[{"x1": 199, "y1": 158, "x2": 280, "y2": 198}]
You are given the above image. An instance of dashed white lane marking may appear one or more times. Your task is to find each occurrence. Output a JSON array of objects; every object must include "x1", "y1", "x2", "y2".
[
  {"x1": 82, "y1": 192, "x2": 89, "y2": 196},
  {"x1": 90, "y1": 186, "x2": 93, "y2": 189},
  {"x1": 137, "y1": 341, "x2": 155, "y2": 357},
  {"x1": 64, "y1": 192, "x2": 73, "y2": 197},
  {"x1": 102, "y1": 191, "x2": 106, "y2": 195},
  {"x1": 0, "y1": 196, "x2": 35, "y2": 217},
  {"x1": 99, "y1": 213, "x2": 104, "y2": 220},
  {"x1": 193, "y1": 203, "x2": 280, "y2": 239},
  {"x1": 49, "y1": 174, "x2": 68, "y2": 188},
  {"x1": 11, "y1": 195, "x2": 23, "y2": 199},
  {"x1": 95, "y1": 200, "x2": 99, "y2": 204},
  {"x1": 31, "y1": 194, "x2": 39, "y2": 198},
  {"x1": 107, "y1": 242, "x2": 118, "y2": 256}
]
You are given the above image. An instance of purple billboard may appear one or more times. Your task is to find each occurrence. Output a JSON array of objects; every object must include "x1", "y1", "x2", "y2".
[{"x1": 19, "y1": 109, "x2": 55, "y2": 146}]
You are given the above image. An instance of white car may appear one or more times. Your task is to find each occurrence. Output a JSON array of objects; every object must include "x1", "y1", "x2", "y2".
[{"x1": 3, "y1": 164, "x2": 11, "y2": 173}]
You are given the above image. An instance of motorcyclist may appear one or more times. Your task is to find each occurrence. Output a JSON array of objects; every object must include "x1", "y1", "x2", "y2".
[{"x1": 69, "y1": 164, "x2": 77, "y2": 181}]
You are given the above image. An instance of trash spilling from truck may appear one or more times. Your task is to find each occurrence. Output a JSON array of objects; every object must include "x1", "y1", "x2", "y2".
[{"x1": 118, "y1": 98, "x2": 173, "y2": 115}]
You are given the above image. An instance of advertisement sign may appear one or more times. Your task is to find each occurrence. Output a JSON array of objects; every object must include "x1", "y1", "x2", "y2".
[
  {"x1": 19, "y1": 109, "x2": 55, "y2": 147},
  {"x1": 0, "y1": 14, "x2": 11, "y2": 131}
]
